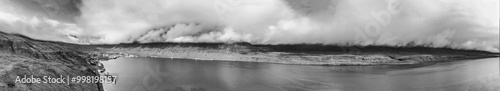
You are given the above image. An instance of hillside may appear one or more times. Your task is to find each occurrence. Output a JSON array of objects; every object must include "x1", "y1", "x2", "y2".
[{"x1": 0, "y1": 31, "x2": 102, "y2": 91}]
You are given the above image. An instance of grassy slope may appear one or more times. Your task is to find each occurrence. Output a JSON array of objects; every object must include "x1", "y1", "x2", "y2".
[
  {"x1": 0, "y1": 31, "x2": 102, "y2": 91},
  {"x1": 94, "y1": 42, "x2": 499, "y2": 65}
]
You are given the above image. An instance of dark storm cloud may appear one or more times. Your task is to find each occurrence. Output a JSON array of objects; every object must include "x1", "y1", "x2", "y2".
[
  {"x1": 0, "y1": 0, "x2": 83, "y2": 43},
  {"x1": 9, "y1": 0, "x2": 82, "y2": 23}
]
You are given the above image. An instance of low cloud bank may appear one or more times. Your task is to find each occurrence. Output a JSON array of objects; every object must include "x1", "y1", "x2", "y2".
[{"x1": 0, "y1": 0, "x2": 498, "y2": 52}]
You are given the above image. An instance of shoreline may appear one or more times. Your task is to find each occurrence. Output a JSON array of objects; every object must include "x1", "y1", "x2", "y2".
[
  {"x1": 122, "y1": 56, "x2": 499, "y2": 66},
  {"x1": 90, "y1": 42, "x2": 499, "y2": 66},
  {"x1": 82, "y1": 41, "x2": 500, "y2": 66},
  {"x1": 154, "y1": 56, "x2": 500, "y2": 66},
  {"x1": 99, "y1": 50, "x2": 499, "y2": 66}
]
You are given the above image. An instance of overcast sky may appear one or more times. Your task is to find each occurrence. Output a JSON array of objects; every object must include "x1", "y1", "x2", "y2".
[{"x1": 0, "y1": 0, "x2": 498, "y2": 52}]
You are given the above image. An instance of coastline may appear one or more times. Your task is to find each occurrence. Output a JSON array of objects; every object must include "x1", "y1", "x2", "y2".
[{"x1": 99, "y1": 47, "x2": 499, "y2": 66}]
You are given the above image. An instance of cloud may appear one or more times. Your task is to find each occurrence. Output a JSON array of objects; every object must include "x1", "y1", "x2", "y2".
[
  {"x1": 76, "y1": 0, "x2": 223, "y2": 43},
  {"x1": 0, "y1": 0, "x2": 498, "y2": 52},
  {"x1": 0, "y1": 0, "x2": 84, "y2": 43},
  {"x1": 0, "y1": 11, "x2": 83, "y2": 43}
]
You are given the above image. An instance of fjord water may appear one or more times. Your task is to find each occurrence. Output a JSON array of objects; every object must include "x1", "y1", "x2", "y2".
[{"x1": 101, "y1": 58, "x2": 499, "y2": 91}]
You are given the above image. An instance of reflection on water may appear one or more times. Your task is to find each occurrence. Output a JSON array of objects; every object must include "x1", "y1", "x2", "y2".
[{"x1": 101, "y1": 58, "x2": 500, "y2": 91}]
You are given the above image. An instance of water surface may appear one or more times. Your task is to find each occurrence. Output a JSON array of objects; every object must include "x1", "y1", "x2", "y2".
[{"x1": 101, "y1": 58, "x2": 499, "y2": 91}]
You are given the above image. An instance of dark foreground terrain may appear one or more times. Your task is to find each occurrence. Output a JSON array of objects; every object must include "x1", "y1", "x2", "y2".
[
  {"x1": 0, "y1": 31, "x2": 498, "y2": 90},
  {"x1": 0, "y1": 31, "x2": 102, "y2": 91}
]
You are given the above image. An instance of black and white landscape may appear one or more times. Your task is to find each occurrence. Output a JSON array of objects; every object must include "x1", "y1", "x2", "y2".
[{"x1": 0, "y1": 0, "x2": 499, "y2": 91}]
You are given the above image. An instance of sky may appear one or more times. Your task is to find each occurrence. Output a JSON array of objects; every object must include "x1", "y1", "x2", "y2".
[{"x1": 0, "y1": 0, "x2": 498, "y2": 52}]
